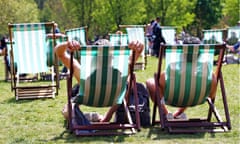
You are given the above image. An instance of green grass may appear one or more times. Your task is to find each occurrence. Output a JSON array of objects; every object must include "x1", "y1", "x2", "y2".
[{"x1": 0, "y1": 56, "x2": 239, "y2": 144}]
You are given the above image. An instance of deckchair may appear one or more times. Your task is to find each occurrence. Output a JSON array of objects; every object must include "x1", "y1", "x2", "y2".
[
  {"x1": 202, "y1": 29, "x2": 226, "y2": 44},
  {"x1": 119, "y1": 25, "x2": 147, "y2": 70},
  {"x1": 109, "y1": 33, "x2": 128, "y2": 46},
  {"x1": 8, "y1": 22, "x2": 58, "y2": 100},
  {"x1": 152, "y1": 44, "x2": 231, "y2": 133},
  {"x1": 67, "y1": 45, "x2": 140, "y2": 136},
  {"x1": 161, "y1": 26, "x2": 176, "y2": 45},
  {"x1": 226, "y1": 26, "x2": 240, "y2": 64},
  {"x1": 43, "y1": 34, "x2": 68, "y2": 80},
  {"x1": 65, "y1": 26, "x2": 88, "y2": 46}
]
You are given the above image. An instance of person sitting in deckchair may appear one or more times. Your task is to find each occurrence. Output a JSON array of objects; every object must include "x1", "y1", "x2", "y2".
[
  {"x1": 146, "y1": 55, "x2": 218, "y2": 119},
  {"x1": 55, "y1": 39, "x2": 144, "y2": 122}
]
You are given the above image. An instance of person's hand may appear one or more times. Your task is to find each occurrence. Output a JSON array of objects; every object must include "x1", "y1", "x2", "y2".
[
  {"x1": 67, "y1": 40, "x2": 81, "y2": 52},
  {"x1": 128, "y1": 40, "x2": 144, "y2": 54}
]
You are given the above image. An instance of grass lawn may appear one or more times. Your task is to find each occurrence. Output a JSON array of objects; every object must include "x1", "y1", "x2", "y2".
[{"x1": 0, "y1": 56, "x2": 239, "y2": 144}]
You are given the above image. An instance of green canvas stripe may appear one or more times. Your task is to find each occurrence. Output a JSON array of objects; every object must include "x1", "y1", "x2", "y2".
[
  {"x1": 97, "y1": 46, "x2": 109, "y2": 106},
  {"x1": 181, "y1": 46, "x2": 194, "y2": 106}
]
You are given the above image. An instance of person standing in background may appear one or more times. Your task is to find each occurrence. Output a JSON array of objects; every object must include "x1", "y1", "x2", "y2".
[{"x1": 152, "y1": 17, "x2": 166, "y2": 57}]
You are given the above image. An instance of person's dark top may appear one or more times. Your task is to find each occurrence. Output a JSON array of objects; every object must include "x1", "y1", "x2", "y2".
[{"x1": 152, "y1": 23, "x2": 166, "y2": 44}]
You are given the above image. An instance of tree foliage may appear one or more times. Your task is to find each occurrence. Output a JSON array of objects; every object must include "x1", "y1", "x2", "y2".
[
  {"x1": 0, "y1": 0, "x2": 238, "y2": 39},
  {"x1": 222, "y1": 0, "x2": 240, "y2": 26},
  {"x1": 0, "y1": 0, "x2": 39, "y2": 36}
]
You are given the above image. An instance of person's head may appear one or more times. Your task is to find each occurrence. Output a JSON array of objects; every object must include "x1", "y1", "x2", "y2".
[
  {"x1": 156, "y1": 17, "x2": 160, "y2": 23},
  {"x1": 150, "y1": 20, "x2": 155, "y2": 25}
]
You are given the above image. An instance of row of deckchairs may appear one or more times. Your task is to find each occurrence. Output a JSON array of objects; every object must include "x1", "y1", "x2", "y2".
[{"x1": 6, "y1": 22, "x2": 231, "y2": 136}]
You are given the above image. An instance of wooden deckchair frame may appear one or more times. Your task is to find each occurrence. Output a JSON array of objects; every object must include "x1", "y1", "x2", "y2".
[
  {"x1": 66, "y1": 45, "x2": 141, "y2": 136},
  {"x1": 8, "y1": 22, "x2": 59, "y2": 100},
  {"x1": 152, "y1": 44, "x2": 231, "y2": 133}
]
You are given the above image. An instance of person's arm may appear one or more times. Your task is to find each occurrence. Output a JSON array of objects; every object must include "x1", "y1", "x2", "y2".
[{"x1": 54, "y1": 40, "x2": 81, "y2": 82}]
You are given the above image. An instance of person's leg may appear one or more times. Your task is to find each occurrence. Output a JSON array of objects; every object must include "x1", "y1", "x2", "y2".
[
  {"x1": 146, "y1": 73, "x2": 169, "y2": 114},
  {"x1": 100, "y1": 104, "x2": 119, "y2": 122}
]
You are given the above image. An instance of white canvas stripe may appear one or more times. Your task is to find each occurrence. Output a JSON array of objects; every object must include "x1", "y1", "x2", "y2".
[
  {"x1": 198, "y1": 47, "x2": 210, "y2": 104},
  {"x1": 83, "y1": 48, "x2": 92, "y2": 104}
]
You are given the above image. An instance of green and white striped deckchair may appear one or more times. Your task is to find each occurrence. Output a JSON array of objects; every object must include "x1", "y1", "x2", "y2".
[
  {"x1": 65, "y1": 26, "x2": 87, "y2": 46},
  {"x1": 67, "y1": 45, "x2": 140, "y2": 136},
  {"x1": 8, "y1": 22, "x2": 58, "y2": 100},
  {"x1": 203, "y1": 29, "x2": 225, "y2": 44},
  {"x1": 109, "y1": 33, "x2": 128, "y2": 46},
  {"x1": 120, "y1": 25, "x2": 147, "y2": 70},
  {"x1": 161, "y1": 26, "x2": 176, "y2": 45},
  {"x1": 46, "y1": 34, "x2": 68, "y2": 66},
  {"x1": 152, "y1": 44, "x2": 231, "y2": 133}
]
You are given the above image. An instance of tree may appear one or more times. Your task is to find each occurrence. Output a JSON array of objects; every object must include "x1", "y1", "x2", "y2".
[
  {"x1": 192, "y1": 0, "x2": 223, "y2": 37},
  {"x1": 0, "y1": 0, "x2": 39, "y2": 36},
  {"x1": 222, "y1": 0, "x2": 240, "y2": 26}
]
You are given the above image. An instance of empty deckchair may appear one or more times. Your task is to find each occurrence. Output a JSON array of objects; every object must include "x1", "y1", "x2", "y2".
[
  {"x1": 152, "y1": 44, "x2": 231, "y2": 133},
  {"x1": 161, "y1": 26, "x2": 176, "y2": 45},
  {"x1": 8, "y1": 22, "x2": 58, "y2": 100},
  {"x1": 67, "y1": 45, "x2": 140, "y2": 136},
  {"x1": 202, "y1": 29, "x2": 226, "y2": 44},
  {"x1": 120, "y1": 25, "x2": 147, "y2": 70}
]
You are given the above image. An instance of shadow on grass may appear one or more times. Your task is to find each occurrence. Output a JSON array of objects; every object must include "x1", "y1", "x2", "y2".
[{"x1": 146, "y1": 126, "x2": 207, "y2": 140}]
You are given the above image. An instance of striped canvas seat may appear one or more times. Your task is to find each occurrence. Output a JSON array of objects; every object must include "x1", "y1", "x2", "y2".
[
  {"x1": 74, "y1": 45, "x2": 130, "y2": 106},
  {"x1": 67, "y1": 45, "x2": 140, "y2": 136},
  {"x1": 65, "y1": 26, "x2": 87, "y2": 46},
  {"x1": 109, "y1": 34, "x2": 128, "y2": 46},
  {"x1": 152, "y1": 44, "x2": 231, "y2": 133},
  {"x1": 202, "y1": 29, "x2": 225, "y2": 44},
  {"x1": 120, "y1": 25, "x2": 147, "y2": 70},
  {"x1": 161, "y1": 26, "x2": 176, "y2": 44},
  {"x1": 46, "y1": 35, "x2": 68, "y2": 66},
  {"x1": 8, "y1": 22, "x2": 58, "y2": 100},
  {"x1": 164, "y1": 45, "x2": 214, "y2": 107}
]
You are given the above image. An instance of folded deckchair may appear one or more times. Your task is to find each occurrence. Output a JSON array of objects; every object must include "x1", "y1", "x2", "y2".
[
  {"x1": 8, "y1": 22, "x2": 58, "y2": 100},
  {"x1": 120, "y1": 25, "x2": 147, "y2": 70},
  {"x1": 67, "y1": 45, "x2": 140, "y2": 136},
  {"x1": 152, "y1": 44, "x2": 231, "y2": 133}
]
